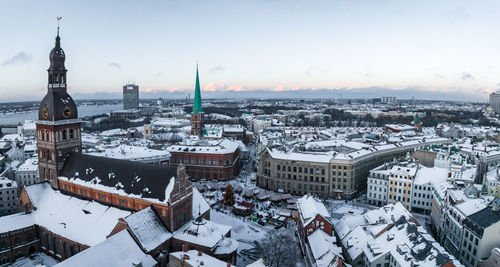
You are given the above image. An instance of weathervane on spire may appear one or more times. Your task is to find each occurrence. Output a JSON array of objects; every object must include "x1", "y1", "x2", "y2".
[{"x1": 57, "y1": 17, "x2": 63, "y2": 35}]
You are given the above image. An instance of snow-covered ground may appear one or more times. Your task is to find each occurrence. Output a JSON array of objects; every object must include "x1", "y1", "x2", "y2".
[
  {"x1": 211, "y1": 209, "x2": 305, "y2": 267},
  {"x1": 211, "y1": 210, "x2": 270, "y2": 267},
  {"x1": 8, "y1": 253, "x2": 58, "y2": 267}
]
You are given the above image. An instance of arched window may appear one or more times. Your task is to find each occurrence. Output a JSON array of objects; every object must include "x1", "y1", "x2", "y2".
[
  {"x1": 47, "y1": 234, "x2": 54, "y2": 252},
  {"x1": 55, "y1": 238, "x2": 61, "y2": 256},
  {"x1": 64, "y1": 243, "x2": 71, "y2": 258}
]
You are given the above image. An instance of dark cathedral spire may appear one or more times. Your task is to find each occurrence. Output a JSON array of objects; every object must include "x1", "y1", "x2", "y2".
[
  {"x1": 36, "y1": 18, "x2": 82, "y2": 190},
  {"x1": 48, "y1": 19, "x2": 67, "y2": 85},
  {"x1": 38, "y1": 18, "x2": 77, "y2": 121}
]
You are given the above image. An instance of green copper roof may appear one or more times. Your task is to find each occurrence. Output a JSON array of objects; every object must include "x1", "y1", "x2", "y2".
[
  {"x1": 413, "y1": 114, "x2": 421, "y2": 124},
  {"x1": 192, "y1": 65, "x2": 202, "y2": 114}
]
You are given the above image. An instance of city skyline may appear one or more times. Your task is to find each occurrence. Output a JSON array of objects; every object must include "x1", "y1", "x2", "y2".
[{"x1": 1, "y1": 0, "x2": 500, "y2": 102}]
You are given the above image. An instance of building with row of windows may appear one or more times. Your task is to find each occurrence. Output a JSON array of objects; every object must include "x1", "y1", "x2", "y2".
[
  {"x1": 296, "y1": 194, "x2": 343, "y2": 266},
  {"x1": 489, "y1": 91, "x2": 500, "y2": 114},
  {"x1": 257, "y1": 137, "x2": 450, "y2": 199},
  {"x1": 15, "y1": 157, "x2": 39, "y2": 193},
  {"x1": 431, "y1": 182, "x2": 500, "y2": 267},
  {"x1": 334, "y1": 202, "x2": 462, "y2": 267},
  {"x1": 0, "y1": 177, "x2": 18, "y2": 216},
  {"x1": 167, "y1": 139, "x2": 241, "y2": 181}
]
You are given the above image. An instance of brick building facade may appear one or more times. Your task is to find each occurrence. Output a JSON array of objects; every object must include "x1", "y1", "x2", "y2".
[{"x1": 168, "y1": 140, "x2": 241, "y2": 181}]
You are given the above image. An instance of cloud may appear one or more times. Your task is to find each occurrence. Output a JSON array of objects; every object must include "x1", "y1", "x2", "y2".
[
  {"x1": 2, "y1": 52, "x2": 32, "y2": 66},
  {"x1": 203, "y1": 83, "x2": 247, "y2": 92},
  {"x1": 67, "y1": 86, "x2": 491, "y2": 102},
  {"x1": 155, "y1": 72, "x2": 164, "y2": 78},
  {"x1": 204, "y1": 83, "x2": 228, "y2": 92},
  {"x1": 209, "y1": 66, "x2": 225, "y2": 73},
  {"x1": 474, "y1": 88, "x2": 493, "y2": 95},
  {"x1": 434, "y1": 73, "x2": 444, "y2": 78},
  {"x1": 109, "y1": 62, "x2": 122, "y2": 68},
  {"x1": 228, "y1": 85, "x2": 246, "y2": 91},
  {"x1": 461, "y1": 72, "x2": 475, "y2": 80}
]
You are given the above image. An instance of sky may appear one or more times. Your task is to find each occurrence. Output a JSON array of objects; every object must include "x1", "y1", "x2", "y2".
[{"x1": 0, "y1": 0, "x2": 499, "y2": 102}]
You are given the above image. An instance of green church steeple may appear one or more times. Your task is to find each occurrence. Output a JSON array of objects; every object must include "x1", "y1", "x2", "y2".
[
  {"x1": 413, "y1": 114, "x2": 421, "y2": 124},
  {"x1": 192, "y1": 64, "x2": 202, "y2": 114}
]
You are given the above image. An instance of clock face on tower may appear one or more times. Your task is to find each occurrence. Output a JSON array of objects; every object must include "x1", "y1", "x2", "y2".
[
  {"x1": 62, "y1": 107, "x2": 72, "y2": 119},
  {"x1": 42, "y1": 108, "x2": 49, "y2": 119}
]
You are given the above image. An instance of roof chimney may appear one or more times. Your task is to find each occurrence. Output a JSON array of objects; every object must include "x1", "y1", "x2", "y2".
[{"x1": 182, "y1": 244, "x2": 188, "y2": 252}]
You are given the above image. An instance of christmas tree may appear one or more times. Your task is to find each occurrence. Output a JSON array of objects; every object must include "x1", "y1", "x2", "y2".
[{"x1": 223, "y1": 184, "x2": 235, "y2": 206}]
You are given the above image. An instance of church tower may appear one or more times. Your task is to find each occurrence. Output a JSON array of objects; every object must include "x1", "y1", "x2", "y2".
[
  {"x1": 36, "y1": 22, "x2": 82, "y2": 189},
  {"x1": 190, "y1": 64, "x2": 204, "y2": 137}
]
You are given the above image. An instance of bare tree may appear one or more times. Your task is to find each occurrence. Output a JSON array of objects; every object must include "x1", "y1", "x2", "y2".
[{"x1": 256, "y1": 228, "x2": 300, "y2": 267}]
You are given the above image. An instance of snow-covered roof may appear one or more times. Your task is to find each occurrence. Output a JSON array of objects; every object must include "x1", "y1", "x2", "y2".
[
  {"x1": 151, "y1": 117, "x2": 190, "y2": 128},
  {"x1": 414, "y1": 166, "x2": 449, "y2": 185},
  {"x1": 17, "y1": 157, "x2": 38, "y2": 172},
  {"x1": 60, "y1": 152, "x2": 179, "y2": 204},
  {"x1": 246, "y1": 259, "x2": 266, "y2": 267},
  {"x1": 334, "y1": 202, "x2": 411, "y2": 243},
  {"x1": 25, "y1": 183, "x2": 131, "y2": 246},
  {"x1": 170, "y1": 250, "x2": 235, "y2": 267},
  {"x1": 268, "y1": 149, "x2": 333, "y2": 163},
  {"x1": 167, "y1": 139, "x2": 240, "y2": 154},
  {"x1": 124, "y1": 207, "x2": 172, "y2": 252},
  {"x1": 0, "y1": 212, "x2": 36, "y2": 233},
  {"x1": 337, "y1": 203, "x2": 462, "y2": 266},
  {"x1": 433, "y1": 182, "x2": 453, "y2": 200},
  {"x1": 266, "y1": 137, "x2": 449, "y2": 164},
  {"x1": 297, "y1": 194, "x2": 331, "y2": 226},
  {"x1": 308, "y1": 229, "x2": 342, "y2": 266},
  {"x1": 192, "y1": 187, "x2": 210, "y2": 218},
  {"x1": 484, "y1": 168, "x2": 500, "y2": 183},
  {"x1": 454, "y1": 198, "x2": 489, "y2": 217},
  {"x1": 173, "y1": 218, "x2": 233, "y2": 250},
  {"x1": 0, "y1": 177, "x2": 17, "y2": 187},
  {"x1": 363, "y1": 202, "x2": 412, "y2": 225},
  {"x1": 86, "y1": 144, "x2": 170, "y2": 162},
  {"x1": 390, "y1": 165, "x2": 417, "y2": 178},
  {"x1": 22, "y1": 120, "x2": 36, "y2": 130},
  {"x1": 364, "y1": 220, "x2": 461, "y2": 267},
  {"x1": 54, "y1": 230, "x2": 157, "y2": 267},
  {"x1": 0, "y1": 133, "x2": 23, "y2": 143}
]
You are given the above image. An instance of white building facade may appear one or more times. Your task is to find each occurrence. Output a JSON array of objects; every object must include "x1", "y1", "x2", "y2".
[{"x1": 0, "y1": 177, "x2": 18, "y2": 216}]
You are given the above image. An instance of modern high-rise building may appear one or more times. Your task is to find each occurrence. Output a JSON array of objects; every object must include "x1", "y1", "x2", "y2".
[
  {"x1": 123, "y1": 83, "x2": 139, "y2": 110},
  {"x1": 489, "y1": 91, "x2": 500, "y2": 113}
]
